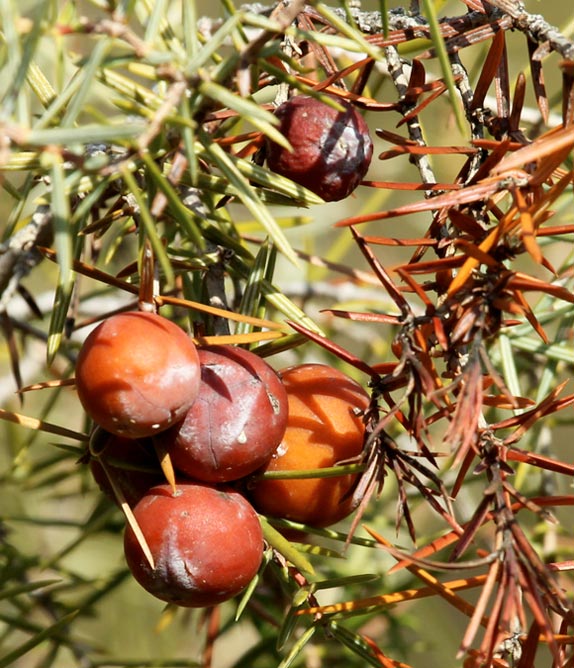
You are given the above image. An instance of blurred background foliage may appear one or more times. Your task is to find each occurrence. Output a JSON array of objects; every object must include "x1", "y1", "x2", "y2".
[{"x1": 1, "y1": 0, "x2": 574, "y2": 667}]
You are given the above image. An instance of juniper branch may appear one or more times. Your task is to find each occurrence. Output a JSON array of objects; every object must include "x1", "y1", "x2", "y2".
[
  {"x1": 198, "y1": 1, "x2": 574, "y2": 60},
  {"x1": 0, "y1": 205, "x2": 53, "y2": 312},
  {"x1": 486, "y1": 0, "x2": 574, "y2": 61}
]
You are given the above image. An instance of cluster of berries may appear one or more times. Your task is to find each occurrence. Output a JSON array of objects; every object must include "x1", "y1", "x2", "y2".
[{"x1": 76, "y1": 311, "x2": 368, "y2": 607}]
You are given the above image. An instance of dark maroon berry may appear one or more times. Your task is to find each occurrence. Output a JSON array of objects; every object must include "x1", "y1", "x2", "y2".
[
  {"x1": 88, "y1": 427, "x2": 163, "y2": 507},
  {"x1": 161, "y1": 345, "x2": 288, "y2": 482},
  {"x1": 266, "y1": 95, "x2": 373, "y2": 202}
]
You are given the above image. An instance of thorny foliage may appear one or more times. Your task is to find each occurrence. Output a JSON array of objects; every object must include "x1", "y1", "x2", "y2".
[
  {"x1": 287, "y1": 2, "x2": 574, "y2": 666},
  {"x1": 1, "y1": 0, "x2": 574, "y2": 667}
]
